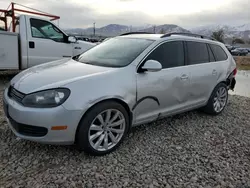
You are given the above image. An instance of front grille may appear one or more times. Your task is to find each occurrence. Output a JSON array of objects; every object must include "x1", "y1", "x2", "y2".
[
  {"x1": 9, "y1": 117, "x2": 48, "y2": 137},
  {"x1": 8, "y1": 86, "x2": 25, "y2": 103}
]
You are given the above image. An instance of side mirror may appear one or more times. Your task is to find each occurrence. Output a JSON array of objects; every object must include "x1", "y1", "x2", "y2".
[
  {"x1": 141, "y1": 60, "x2": 162, "y2": 72},
  {"x1": 68, "y1": 36, "x2": 77, "y2": 43}
]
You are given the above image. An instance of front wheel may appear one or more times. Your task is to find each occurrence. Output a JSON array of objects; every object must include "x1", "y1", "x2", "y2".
[
  {"x1": 202, "y1": 83, "x2": 228, "y2": 115},
  {"x1": 76, "y1": 101, "x2": 129, "y2": 155}
]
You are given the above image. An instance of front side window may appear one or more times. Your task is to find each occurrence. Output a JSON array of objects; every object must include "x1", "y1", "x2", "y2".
[
  {"x1": 144, "y1": 41, "x2": 185, "y2": 69},
  {"x1": 187, "y1": 41, "x2": 209, "y2": 65},
  {"x1": 78, "y1": 38, "x2": 154, "y2": 67},
  {"x1": 30, "y1": 18, "x2": 66, "y2": 42}
]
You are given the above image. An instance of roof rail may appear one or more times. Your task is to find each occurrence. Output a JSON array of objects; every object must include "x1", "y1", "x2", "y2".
[
  {"x1": 119, "y1": 32, "x2": 154, "y2": 36},
  {"x1": 161, "y1": 32, "x2": 216, "y2": 41}
]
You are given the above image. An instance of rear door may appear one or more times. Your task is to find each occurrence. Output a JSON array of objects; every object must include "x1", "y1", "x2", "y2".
[
  {"x1": 209, "y1": 43, "x2": 229, "y2": 83},
  {"x1": 185, "y1": 41, "x2": 219, "y2": 105},
  {"x1": 135, "y1": 40, "x2": 190, "y2": 124},
  {"x1": 26, "y1": 17, "x2": 73, "y2": 67}
]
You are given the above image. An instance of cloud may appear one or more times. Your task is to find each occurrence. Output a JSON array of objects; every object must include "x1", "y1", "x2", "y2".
[
  {"x1": 0, "y1": 0, "x2": 249, "y2": 29},
  {"x1": 174, "y1": 0, "x2": 250, "y2": 28}
]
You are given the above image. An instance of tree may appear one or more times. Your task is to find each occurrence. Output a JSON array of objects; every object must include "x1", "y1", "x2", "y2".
[
  {"x1": 232, "y1": 38, "x2": 245, "y2": 44},
  {"x1": 211, "y1": 29, "x2": 224, "y2": 43},
  {"x1": 159, "y1": 28, "x2": 165, "y2": 34}
]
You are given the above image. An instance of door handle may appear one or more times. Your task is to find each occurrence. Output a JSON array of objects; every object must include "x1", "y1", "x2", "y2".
[
  {"x1": 29, "y1": 41, "x2": 35, "y2": 49},
  {"x1": 212, "y1": 70, "x2": 217, "y2": 75},
  {"x1": 180, "y1": 74, "x2": 189, "y2": 80},
  {"x1": 74, "y1": 46, "x2": 81, "y2": 50}
]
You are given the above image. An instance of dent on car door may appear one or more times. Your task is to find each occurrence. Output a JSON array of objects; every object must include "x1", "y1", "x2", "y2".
[{"x1": 135, "y1": 41, "x2": 190, "y2": 125}]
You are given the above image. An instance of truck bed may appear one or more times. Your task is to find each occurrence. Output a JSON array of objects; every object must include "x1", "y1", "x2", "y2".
[{"x1": 0, "y1": 31, "x2": 19, "y2": 70}]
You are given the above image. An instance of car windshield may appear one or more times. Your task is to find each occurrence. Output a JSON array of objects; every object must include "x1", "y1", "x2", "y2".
[{"x1": 77, "y1": 37, "x2": 154, "y2": 67}]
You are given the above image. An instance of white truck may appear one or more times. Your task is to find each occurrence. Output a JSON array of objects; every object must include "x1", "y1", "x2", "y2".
[{"x1": 0, "y1": 15, "x2": 96, "y2": 70}]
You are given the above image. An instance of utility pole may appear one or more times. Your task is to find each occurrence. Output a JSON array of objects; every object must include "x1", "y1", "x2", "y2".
[
  {"x1": 93, "y1": 22, "x2": 96, "y2": 37},
  {"x1": 153, "y1": 25, "x2": 156, "y2": 34}
]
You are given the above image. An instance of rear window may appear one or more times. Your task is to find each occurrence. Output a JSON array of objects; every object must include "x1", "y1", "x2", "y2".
[
  {"x1": 187, "y1": 41, "x2": 209, "y2": 65},
  {"x1": 209, "y1": 44, "x2": 228, "y2": 61}
]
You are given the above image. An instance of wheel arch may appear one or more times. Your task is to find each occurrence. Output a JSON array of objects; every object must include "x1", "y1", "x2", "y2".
[
  {"x1": 74, "y1": 98, "x2": 133, "y2": 143},
  {"x1": 206, "y1": 81, "x2": 228, "y2": 105}
]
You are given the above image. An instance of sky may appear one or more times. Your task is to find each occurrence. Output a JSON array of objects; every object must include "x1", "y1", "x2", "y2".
[{"x1": 0, "y1": 0, "x2": 249, "y2": 29}]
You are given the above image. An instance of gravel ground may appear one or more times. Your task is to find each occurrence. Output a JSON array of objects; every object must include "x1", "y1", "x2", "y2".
[{"x1": 0, "y1": 92, "x2": 250, "y2": 187}]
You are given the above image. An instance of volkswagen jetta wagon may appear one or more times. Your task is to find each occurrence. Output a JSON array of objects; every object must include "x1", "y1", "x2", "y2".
[{"x1": 3, "y1": 32, "x2": 237, "y2": 155}]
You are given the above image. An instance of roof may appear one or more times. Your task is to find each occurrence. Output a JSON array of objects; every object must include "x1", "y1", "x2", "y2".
[
  {"x1": 118, "y1": 33, "x2": 222, "y2": 45},
  {"x1": 119, "y1": 34, "x2": 163, "y2": 40},
  {"x1": 118, "y1": 33, "x2": 224, "y2": 45}
]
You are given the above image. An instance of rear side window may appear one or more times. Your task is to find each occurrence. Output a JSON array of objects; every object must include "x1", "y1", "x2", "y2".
[
  {"x1": 145, "y1": 41, "x2": 185, "y2": 69},
  {"x1": 209, "y1": 44, "x2": 228, "y2": 61},
  {"x1": 186, "y1": 41, "x2": 209, "y2": 65}
]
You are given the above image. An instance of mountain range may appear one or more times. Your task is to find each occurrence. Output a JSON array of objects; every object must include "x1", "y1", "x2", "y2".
[
  {"x1": 65, "y1": 23, "x2": 250, "y2": 40},
  {"x1": 65, "y1": 24, "x2": 190, "y2": 37},
  {"x1": 190, "y1": 23, "x2": 250, "y2": 40}
]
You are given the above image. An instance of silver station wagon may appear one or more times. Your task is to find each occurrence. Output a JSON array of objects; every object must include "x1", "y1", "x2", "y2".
[{"x1": 3, "y1": 32, "x2": 237, "y2": 155}]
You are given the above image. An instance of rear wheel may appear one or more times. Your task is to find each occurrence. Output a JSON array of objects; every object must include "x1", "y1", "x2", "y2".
[
  {"x1": 202, "y1": 83, "x2": 228, "y2": 115},
  {"x1": 76, "y1": 101, "x2": 129, "y2": 155}
]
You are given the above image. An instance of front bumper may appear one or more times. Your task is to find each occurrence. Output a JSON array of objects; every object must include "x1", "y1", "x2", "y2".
[{"x1": 3, "y1": 88, "x2": 82, "y2": 145}]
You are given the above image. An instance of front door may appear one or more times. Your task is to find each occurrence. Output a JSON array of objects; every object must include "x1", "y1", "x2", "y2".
[
  {"x1": 27, "y1": 17, "x2": 73, "y2": 67},
  {"x1": 135, "y1": 41, "x2": 190, "y2": 125}
]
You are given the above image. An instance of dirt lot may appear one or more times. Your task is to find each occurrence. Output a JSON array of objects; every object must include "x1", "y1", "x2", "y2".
[
  {"x1": 235, "y1": 56, "x2": 250, "y2": 70},
  {"x1": 0, "y1": 92, "x2": 250, "y2": 187},
  {"x1": 0, "y1": 67, "x2": 250, "y2": 188}
]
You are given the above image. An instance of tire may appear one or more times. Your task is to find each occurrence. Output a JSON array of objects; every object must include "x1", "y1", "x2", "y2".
[
  {"x1": 202, "y1": 83, "x2": 228, "y2": 115},
  {"x1": 76, "y1": 101, "x2": 130, "y2": 155}
]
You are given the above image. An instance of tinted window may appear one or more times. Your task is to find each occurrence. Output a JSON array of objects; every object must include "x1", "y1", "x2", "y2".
[
  {"x1": 145, "y1": 41, "x2": 184, "y2": 69},
  {"x1": 78, "y1": 38, "x2": 154, "y2": 67},
  {"x1": 187, "y1": 41, "x2": 209, "y2": 64},
  {"x1": 209, "y1": 44, "x2": 228, "y2": 61},
  {"x1": 30, "y1": 18, "x2": 66, "y2": 42},
  {"x1": 207, "y1": 44, "x2": 215, "y2": 62}
]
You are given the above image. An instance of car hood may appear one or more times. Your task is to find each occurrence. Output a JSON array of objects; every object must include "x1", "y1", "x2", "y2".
[{"x1": 11, "y1": 58, "x2": 114, "y2": 94}]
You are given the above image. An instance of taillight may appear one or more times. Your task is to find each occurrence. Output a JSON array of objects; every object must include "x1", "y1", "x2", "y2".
[{"x1": 233, "y1": 68, "x2": 237, "y2": 76}]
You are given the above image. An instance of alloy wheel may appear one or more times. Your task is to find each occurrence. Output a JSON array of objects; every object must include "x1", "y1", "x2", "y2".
[
  {"x1": 88, "y1": 109, "x2": 126, "y2": 151},
  {"x1": 213, "y1": 87, "x2": 228, "y2": 113}
]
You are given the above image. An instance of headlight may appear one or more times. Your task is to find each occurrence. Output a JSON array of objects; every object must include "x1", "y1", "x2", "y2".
[{"x1": 22, "y1": 88, "x2": 70, "y2": 108}]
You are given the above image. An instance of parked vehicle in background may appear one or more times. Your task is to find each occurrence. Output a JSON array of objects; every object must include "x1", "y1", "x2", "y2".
[
  {"x1": 0, "y1": 3, "x2": 96, "y2": 70},
  {"x1": 3, "y1": 32, "x2": 237, "y2": 155},
  {"x1": 225, "y1": 44, "x2": 234, "y2": 52},
  {"x1": 231, "y1": 48, "x2": 248, "y2": 56},
  {"x1": 96, "y1": 37, "x2": 111, "y2": 44},
  {"x1": 75, "y1": 36, "x2": 91, "y2": 42}
]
